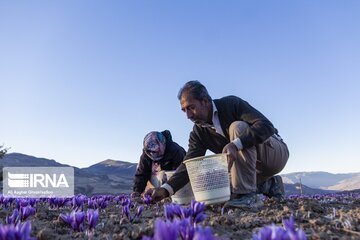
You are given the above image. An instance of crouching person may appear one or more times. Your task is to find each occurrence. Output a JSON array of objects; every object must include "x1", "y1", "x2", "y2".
[
  {"x1": 146, "y1": 81, "x2": 289, "y2": 207},
  {"x1": 131, "y1": 130, "x2": 186, "y2": 198}
]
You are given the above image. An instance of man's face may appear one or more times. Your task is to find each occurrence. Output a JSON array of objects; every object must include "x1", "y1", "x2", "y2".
[{"x1": 180, "y1": 92, "x2": 212, "y2": 125}]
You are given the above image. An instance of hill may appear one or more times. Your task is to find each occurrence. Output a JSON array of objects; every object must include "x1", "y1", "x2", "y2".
[
  {"x1": 281, "y1": 171, "x2": 360, "y2": 191},
  {"x1": 0, "y1": 153, "x2": 135, "y2": 195}
]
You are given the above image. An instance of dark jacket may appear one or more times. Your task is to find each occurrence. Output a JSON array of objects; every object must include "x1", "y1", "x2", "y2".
[
  {"x1": 167, "y1": 96, "x2": 277, "y2": 193},
  {"x1": 133, "y1": 130, "x2": 186, "y2": 194}
]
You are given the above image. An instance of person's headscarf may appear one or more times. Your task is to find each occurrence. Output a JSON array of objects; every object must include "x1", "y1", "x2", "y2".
[{"x1": 143, "y1": 131, "x2": 166, "y2": 161}]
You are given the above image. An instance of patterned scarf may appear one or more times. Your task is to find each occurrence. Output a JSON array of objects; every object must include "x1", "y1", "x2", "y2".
[{"x1": 143, "y1": 131, "x2": 166, "y2": 161}]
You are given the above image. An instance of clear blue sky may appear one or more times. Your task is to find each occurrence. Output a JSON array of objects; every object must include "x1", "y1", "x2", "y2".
[{"x1": 1, "y1": 1, "x2": 359, "y2": 173}]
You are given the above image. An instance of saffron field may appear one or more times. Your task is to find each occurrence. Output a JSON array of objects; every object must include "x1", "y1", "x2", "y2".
[{"x1": 0, "y1": 192, "x2": 359, "y2": 239}]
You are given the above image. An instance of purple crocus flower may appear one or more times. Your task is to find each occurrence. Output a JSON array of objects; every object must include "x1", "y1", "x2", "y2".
[
  {"x1": 122, "y1": 204, "x2": 131, "y2": 220},
  {"x1": 143, "y1": 194, "x2": 152, "y2": 205},
  {"x1": 153, "y1": 219, "x2": 179, "y2": 240},
  {"x1": 121, "y1": 197, "x2": 132, "y2": 207},
  {"x1": 253, "y1": 217, "x2": 307, "y2": 240},
  {"x1": 20, "y1": 221, "x2": 32, "y2": 240},
  {"x1": 283, "y1": 216, "x2": 296, "y2": 232},
  {"x1": 114, "y1": 194, "x2": 127, "y2": 204},
  {"x1": 164, "y1": 205, "x2": 174, "y2": 220},
  {"x1": 164, "y1": 201, "x2": 206, "y2": 225},
  {"x1": 172, "y1": 204, "x2": 183, "y2": 218},
  {"x1": 28, "y1": 198, "x2": 37, "y2": 207},
  {"x1": 87, "y1": 199, "x2": 97, "y2": 209},
  {"x1": 16, "y1": 199, "x2": 29, "y2": 210},
  {"x1": 70, "y1": 211, "x2": 85, "y2": 232},
  {"x1": 253, "y1": 224, "x2": 287, "y2": 240},
  {"x1": 181, "y1": 208, "x2": 193, "y2": 219},
  {"x1": 96, "y1": 197, "x2": 108, "y2": 209},
  {"x1": 6, "y1": 209, "x2": 20, "y2": 224},
  {"x1": 48, "y1": 197, "x2": 70, "y2": 209},
  {"x1": 283, "y1": 216, "x2": 307, "y2": 239},
  {"x1": 142, "y1": 237, "x2": 153, "y2": 240},
  {"x1": 193, "y1": 227, "x2": 216, "y2": 240},
  {"x1": 74, "y1": 211, "x2": 85, "y2": 226},
  {"x1": 143, "y1": 216, "x2": 216, "y2": 240},
  {"x1": 137, "y1": 205, "x2": 144, "y2": 216},
  {"x1": 59, "y1": 212, "x2": 72, "y2": 225},
  {"x1": 72, "y1": 195, "x2": 87, "y2": 210},
  {"x1": 0, "y1": 195, "x2": 14, "y2": 209},
  {"x1": 0, "y1": 221, "x2": 33, "y2": 240},
  {"x1": 193, "y1": 213, "x2": 206, "y2": 224},
  {"x1": 86, "y1": 209, "x2": 99, "y2": 231},
  {"x1": 59, "y1": 210, "x2": 86, "y2": 232},
  {"x1": 164, "y1": 204, "x2": 183, "y2": 220},
  {"x1": 295, "y1": 229, "x2": 307, "y2": 240},
  {"x1": 20, "y1": 205, "x2": 36, "y2": 221},
  {"x1": 191, "y1": 200, "x2": 206, "y2": 224},
  {"x1": 191, "y1": 200, "x2": 205, "y2": 216},
  {"x1": 122, "y1": 205, "x2": 144, "y2": 222},
  {"x1": 177, "y1": 218, "x2": 195, "y2": 240}
]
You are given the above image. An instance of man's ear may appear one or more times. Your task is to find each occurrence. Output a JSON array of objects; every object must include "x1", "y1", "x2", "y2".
[
  {"x1": 203, "y1": 98, "x2": 212, "y2": 107},
  {"x1": 201, "y1": 98, "x2": 210, "y2": 105}
]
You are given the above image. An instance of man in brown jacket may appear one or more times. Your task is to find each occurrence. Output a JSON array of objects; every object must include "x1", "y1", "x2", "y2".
[{"x1": 147, "y1": 81, "x2": 289, "y2": 208}]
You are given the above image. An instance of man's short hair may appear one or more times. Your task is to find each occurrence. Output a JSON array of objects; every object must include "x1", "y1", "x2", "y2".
[{"x1": 177, "y1": 80, "x2": 212, "y2": 102}]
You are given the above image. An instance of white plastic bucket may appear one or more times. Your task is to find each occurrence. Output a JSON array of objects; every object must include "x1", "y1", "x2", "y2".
[
  {"x1": 165, "y1": 170, "x2": 194, "y2": 205},
  {"x1": 183, "y1": 153, "x2": 230, "y2": 205}
]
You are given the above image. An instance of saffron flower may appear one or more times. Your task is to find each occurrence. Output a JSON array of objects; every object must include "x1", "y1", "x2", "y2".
[
  {"x1": 143, "y1": 217, "x2": 216, "y2": 240},
  {"x1": 164, "y1": 200, "x2": 206, "y2": 225},
  {"x1": 86, "y1": 209, "x2": 99, "y2": 231},
  {"x1": 48, "y1": 197, "x2": 70, "y2": 209},
  {"x1": 143, "y1": 194, "x2": 152, "y2": 205},
  {"x1": 164, "y1": 204, "x2": 182, "y2": 220},
  {"x1": 253, "y1": 216, "x2": 307, "y2": 240},
  {"x1": 59, "y1": 210, "x2": 85, "y2": 232},
  {"x1": 20, "y1": 205, "x2": 36, "y2": 221},
  {"x1": 122, "y1": 205, "x2": 144, "y2": 222},
  {"x1": 87, "y1": 196, "x2": 108, "y2": 209},
  {"x1": 95, "y1": 197, "x2": 108, "y2": 209},
  {"x1": 0, "y1": 195, "x2": 14, "y2": 208},
  {"x1": 0, "y1": 221, "x2": 33, "y2": 240},
  {"x1": 59, "y1": 212, "x2": 72, "y2": 225},
  {"x1": 177, "y1": 218, "x2": 195, "y2": 240},
  {"x1": 193, "y1": 227, "x2": 216, "y2": 240},
  {"x1": 15, "y1": 199, "x2": 30, "y2": 210},
  {"x1": 72, "y1": 211, "x2": 85, "y2": 232},
  {"x1": 191, "y1": 199, "x2": 205, "y2": 216},
  {"x1": 87, "y1": 199, "x2": 97, "y2": 209},
  {"x1": 153, "y1": 218, "x2": 179, "y2": 240},
  {"x1": 6, "y1": 209, "x2": 20, "y2": 224}
]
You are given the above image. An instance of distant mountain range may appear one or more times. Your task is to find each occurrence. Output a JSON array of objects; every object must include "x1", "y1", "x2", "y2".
[
  {"x1": 1, "y1": 153, "x2": 359, "y2": 196},
  {"x1": 0, "y1": 153, "x2": 136, "y2": 195},
  {"x1": 281, "y1": 171, "x2": 360, "y2": 191}
]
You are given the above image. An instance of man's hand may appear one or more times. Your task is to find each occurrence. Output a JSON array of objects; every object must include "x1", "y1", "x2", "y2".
[
  {"x1": 222, "y1": 142, "x2": 239, "y2": 172},
  {"x1": 144, "y1": 187, "x2": 169, "y2": 203}
]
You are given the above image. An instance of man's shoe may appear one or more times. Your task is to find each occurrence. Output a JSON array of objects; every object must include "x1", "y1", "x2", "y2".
[
  {"x1": 224, "y1": 193, "x2": 264, "y2": 209},
  {"x1": 257, "y1": 175, "x2": 285, "y2": 200}
]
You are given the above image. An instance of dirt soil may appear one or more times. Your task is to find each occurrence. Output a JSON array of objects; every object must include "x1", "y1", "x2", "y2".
[{"x1": 0, "y1": 194, "x2": 359, "y2": 240}]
